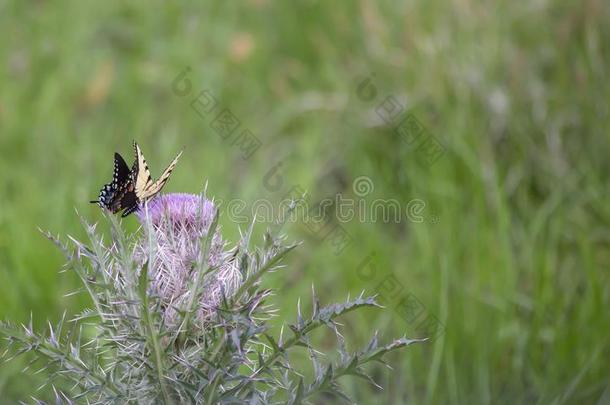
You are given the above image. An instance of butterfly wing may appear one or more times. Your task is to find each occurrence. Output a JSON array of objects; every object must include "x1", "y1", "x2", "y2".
[
  {"x1": 132, "y1": 142, "x2": 182, "y2": 201},
  {"x1": 132, "y1": 141, "x2": 154, "y2": 198},
  {"x1": 93, "y1": 143, "x2": 182, "y2": 217},
  {"x1": 113, "y1": 152, "x2": 131, "y2": 182},
  {"x1": 119, "y1": 186, "x2": 139, "y2": 217},
  {"x1": 143, "y1": 150, "x2": 183, "y2": 197},
  {"x1": 91, "y1": 152, "x2": 133, "y2": 213}
]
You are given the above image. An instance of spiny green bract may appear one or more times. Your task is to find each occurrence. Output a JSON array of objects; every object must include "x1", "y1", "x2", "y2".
[{"x1": 1, "y1": 193, "x2": 424, "y2": 404}]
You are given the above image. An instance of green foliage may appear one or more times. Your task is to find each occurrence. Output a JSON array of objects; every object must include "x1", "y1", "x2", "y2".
[
  {"x1": 1, "y1": 214, "x2": 420, "y2": 403},
  {"x1": 1, "y1": 1, "x2": 609, "y2": 403}
]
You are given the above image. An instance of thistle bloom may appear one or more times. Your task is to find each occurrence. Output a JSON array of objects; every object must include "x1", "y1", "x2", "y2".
[
  {"x1": 4, "y1": 191, "x2": 418, "y2": 403},
  {"x1": 134, "y1": 193, "x2": 241, "y2": 326}
]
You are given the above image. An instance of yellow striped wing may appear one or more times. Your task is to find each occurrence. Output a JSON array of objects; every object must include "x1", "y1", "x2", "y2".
[{"x1": 132, "y1": 142, "x2": 182, "y2": 201}]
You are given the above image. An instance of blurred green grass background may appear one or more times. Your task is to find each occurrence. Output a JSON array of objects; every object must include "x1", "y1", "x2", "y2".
[{"x1": 1, "y1": 0, "x2": 609, "y2": 403}]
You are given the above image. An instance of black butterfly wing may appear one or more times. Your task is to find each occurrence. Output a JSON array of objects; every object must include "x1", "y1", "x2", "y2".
[
  {"x1": 91, "y1": 153, "x2": 134, "y2": 213},
  {"x1": 113, "y1": 152, "x2": 131, "y2": 183},
  {"x1": 106, "y1": 153, "x2": 135, "y2": 214},
  {"x1": 101, "y1": 147, "x2": 140, "y2": 217},
  {"x1": 109, "y1": 142, "x2": 143, "y2": 217},
  {"x1": 119, "y1": 190, "x2": 139, "y2": 217}
]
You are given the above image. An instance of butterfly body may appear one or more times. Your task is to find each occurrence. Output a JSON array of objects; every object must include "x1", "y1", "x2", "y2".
[{"x1": 91, "y1": 143, "x2": 182, "y2": 217}]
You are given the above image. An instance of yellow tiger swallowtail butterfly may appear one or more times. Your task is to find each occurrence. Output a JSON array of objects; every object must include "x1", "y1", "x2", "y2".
[{"x1": 91, "y1": 142, "x2": 183, "y2": 217}]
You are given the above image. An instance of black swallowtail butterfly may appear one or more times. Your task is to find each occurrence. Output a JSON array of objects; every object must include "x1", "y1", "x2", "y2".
[{"x1": 91, "y1": 142, "x2": 182, "y2": 217}]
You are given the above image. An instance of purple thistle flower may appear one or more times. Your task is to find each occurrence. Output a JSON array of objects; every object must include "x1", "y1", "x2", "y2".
[{"x1": 134, "y1": 193, "x2": 241, "y2": 327}]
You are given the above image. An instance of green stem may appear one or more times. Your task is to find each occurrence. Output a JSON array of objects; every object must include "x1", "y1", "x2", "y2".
[
  {"x1": 176, "y1": 211, "x2": 219, "y2": 342},
  {"x1": 251, "y1": 319, "x2": 321, "y2": 379},
  {"x1": 139, "y1": 262, "x2": 174, "y2": 405},
  {"x1": 301, "y1": 367, "x2": 349, "y2": 400},
  {"x1": 141, "y1": 286, "x2": 174, "y2": 405},
  {"x1": 80, "y1": 216, "x2": 114, "y2": 324},
  {"x1": 233, "y1": 244, "x2": 296, "y2": 302},
  {"x1": 205, "y1": 374, "x2": 221, "y2": 405},
  {"x1": 48, "y1": 345, "x2": 121, "y2": 395},
  {"x1": 1, "y1": 326, "x2": 122, "y2": 397}
]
